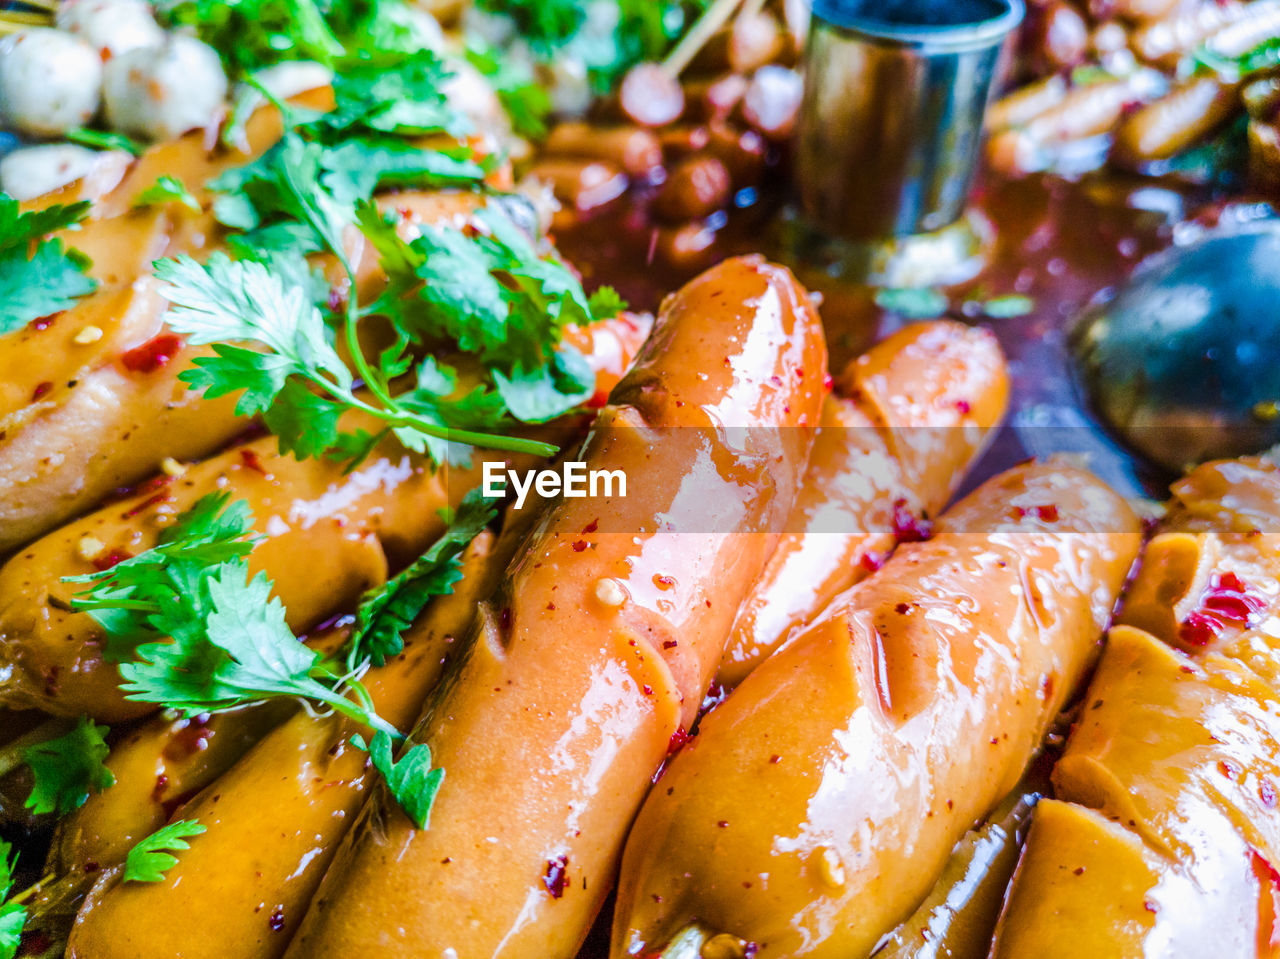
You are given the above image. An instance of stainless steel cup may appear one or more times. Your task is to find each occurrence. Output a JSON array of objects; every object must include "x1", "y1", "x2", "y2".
[{"x1": 795, "y1": 0, "x2": 1024, "y2": 241}]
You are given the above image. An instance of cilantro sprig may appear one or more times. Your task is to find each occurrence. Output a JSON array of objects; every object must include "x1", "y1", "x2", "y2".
[
  {"x1": 348, "y1": 491, "x2": 496, "y2": 670},
  {"x1": 0, "y1": 841, "x2": 25, "y2": 959},
  {"x1": 155, "y1": 50, "x2": 611, "y2": 470},
  {"x1": 123, "y1": 821, "x2": 206, "y2": 883},
  {"x1": 0, "y1": 195, "x2": 98, "y2": 334},
  {"x1": 351, "y1": 732, "x2": 443, "y2": 830},
  {"x1": 22, "y1": 717, "x2": 115, "y2": 817}
]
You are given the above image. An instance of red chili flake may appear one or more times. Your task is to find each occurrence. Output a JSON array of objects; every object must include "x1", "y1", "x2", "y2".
[
  {"x1": 662, "y1": 640, "x2": 678, "y2": 649},
  {"x1": 239, "y1": 449, "x2": 272, "y2": 477},
  {"x1": 150, "y1": 774, "x2": 169, "y2": 804},
  {"x1": 83, "y1": 860, "x2": 99, "y2": 874},
  {"x1": 1036, "y1": 505, "x2": 1059, "y2": 522},
  {"x1": 822, "y1": 372, "x2": 834, "y2": 391},
  {"x1": 542, "y1": 856, "x2": 569, "y2": 899},
  {"x1": 19, "y1": 929, "x2": 54, "y2": 954},
  {"x1": 769, "y1": 754, "x2": 782, "y2": 764},
  {"x1": 583, "y1": 519, "x2": 599, "y2": 534},
  {"x1": 954, "y1": 399, "x2": 971, "y2": 414},
  {"x1": 162, "y1": 716, "x2": 213, "y2": 761},
  {"x1": 122, "y1": 490, "x2": 172, "y2": 519},
  {"x1": 122, "y1": 333, "x2": 182, "y2": 373},
  {"x1": 43, "y1": 665, "x2": 60, "y2": 698},
  {"x1": 699, "y1": 680, "x2": 729, "y2": 718},
  {"x1": 860, "y1": 551, "x2": 886, "y2": 572},
  {"x1": 327, "y1": 287, "x2": 346, "y2": 312},
  {"x1": 894, "y1": 602, "x2": 910, "y2": 614},
  {"x1": 1143, "y1": 899, "x2": 1159, "y2": 913},
  {"x1": 1073, "y1": 866, "x2": 1085, "y2": 876},
  {"x1": 572, "y1": 540, "x2": 588, "y2": 552},
  {"x1": 1220, "y1": 759, "x2": 1242, "y2": 780},
  {"x1": 269, "y1": 907, "x2": 286, "y2": 932},
  {"x1": 891, "y1": 499, "x2": 933, "y2": 544},
  {"x1": 744, "y1": 943, "x2": 759, "y2": 958},
  {"x1": 92, "y1": 548, "x2": 132, "y2": 572},
  {"x1": 717, "y1": 820, "x2": 729, "y2": 828},
  {"x1": 667, "y1": 725, "x2": 691, "y2": 756},
  {"x1": 641, "y1": 684, "x2": 653, "y2": 696},
  {"x1": 586, "y1": 388, "x2": 609, "y2": 409},
  {"x1": 28, "y1": 315, "x2": 57, "y2": 331},
  {"x1": 653, "y1": 574, "x2": 676, "y2": 591},
  {"x1": 31, "y1": 380, "x2": 53, "y2": 401},
  {"x1": 1178, "y1": 572, "x2": 1267, "y2": 647}
]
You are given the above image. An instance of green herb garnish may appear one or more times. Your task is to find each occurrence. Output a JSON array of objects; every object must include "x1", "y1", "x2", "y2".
[
  {"x1": 123, "y1": 821, "x2": 207, "y2": 883},
  {"x1": 22, "y1": 717, "x2": 115, "y2": 817},
  {"x1": 0, "y1": 195, "x2": 98, "y2": 334}
]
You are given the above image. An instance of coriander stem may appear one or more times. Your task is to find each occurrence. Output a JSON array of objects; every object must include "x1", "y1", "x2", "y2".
[{"x1": 0, "y1": 717, "x2": 77, "y2": 780}]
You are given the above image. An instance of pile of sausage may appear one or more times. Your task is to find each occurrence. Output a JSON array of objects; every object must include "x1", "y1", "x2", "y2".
[
  {"x1": 527, "y1": 2, "x2": 804, "y2": 273},
  {"x1": 6, "y1": 50, "x2": 1280, "y2": 959},
  {"x1": 989, "y1": 0, "x2": 1280, "y2": 183}
]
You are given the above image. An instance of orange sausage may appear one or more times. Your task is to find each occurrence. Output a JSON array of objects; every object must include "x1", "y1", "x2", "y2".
[
  {"x1": 67, "y1": 532, "x2": 502, "y2": 959},
  {"x1": 0, "y1": 311, "x2": 651, "y2": 721},
  {"x1": 991, "y1": 457, "x2": 1280, "y2": 958},
  {"x1": 718, "y1": 320, "x2": 1009, "y2": 687},
  {"x1": 1112, "y1": 75, "x2": 1240, "y2": 167},
  {"x1": 283, "y1": 255, "x2": 828, "y2": 959},
  {"x1": 611, "y1": 460, "x2": 1140, "y2": 958}
]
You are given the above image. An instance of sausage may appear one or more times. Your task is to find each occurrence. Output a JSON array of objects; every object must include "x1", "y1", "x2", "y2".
[
  {"x1": 985, "y1": 71, "x2": 1165, "y2": 176},
  {"x1": 717, "y1": 320, "x2": 1010, "y2": 688},
  {"x1": 525, "y1": 158, "x2": 628, "y2": 214},
  {"x1": 1024, "y1": 1, "x2": 1089, "y2": 74},
  {"x1": 986, "y1": 75, "x2": 1070, "y2": 134},
  {"x1": 67, "y1": 532, "x2": 503, "y2": 959},
  {"x1": 990, "y1": 457, "x2": 1280, "y2": 958},
  {"x1": 611, "y1": 459, "x2": 1140, "y2": 958},
  {"x1": 653, "y1": 155, "x2": 732, "y2": 222},
  {"x1": 1130, "y1": 0, "x2": 1248, "y2": 69},
  {"x1": 0, "y1": 309, "x2": 651, "y2": 721},
  {"x1": 543, "y1": 122, "x2": 664, "y2": 179},
  {"x1": 283, "y1": 255, "x2": 828, "y2": 959},
  {"x1": 1112, "y1": 75, "x2": 1240, "y2": 168}
]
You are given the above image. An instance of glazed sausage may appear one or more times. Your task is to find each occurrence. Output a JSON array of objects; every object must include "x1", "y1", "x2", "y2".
[
  {"x1": 717, "y1": 320, "x2": 1010, "y2": 688},
  {"x1": 1129, "y1": 0, "x2": 1250, "y2": 70},
  {"x1": 1112, "y1": 75, "x2": 1240, "y2": 167},
  {"x1": 986, "y1": 75, "x2": 1070, "y2": 134},
  {"x1": 991, "y1": 457, "x2": 1280, "y2": 958},
  {"x1": 67, "y1": 533, "x2": 502, "y2": 959},
  {"x1": 611, "y1": 460, "x2": 1140, "y2": 959},
  {"x1": 283, "y1": 255, "x2": 827, "y2": 959},
  {"x1": 543, "y1": 122, "x2": 664, "y2": 179},
  {"x1": 986, "y1": 72, "x2": 1165, "y2": 176},
  {"x1": 0, "y1": 310, "x2": 651, "y2": 721}
]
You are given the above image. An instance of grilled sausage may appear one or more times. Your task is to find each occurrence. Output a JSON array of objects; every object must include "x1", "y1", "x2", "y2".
[
  {"x1": 611, "y1": 460, "x2": 1140, "y2": 958},
  {"x1": 991, "y1": 457, "x2": 1280, "y2": 958},
  {"x1": 283, "y1": 255, "x2": 827, "y2": 959},
  {"x1": 718, "y1": 320, "x2": 1009, "y2": 687}
]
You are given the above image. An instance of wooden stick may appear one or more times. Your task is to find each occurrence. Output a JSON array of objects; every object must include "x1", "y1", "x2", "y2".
[{"x1": 662, "y1": 0, "x2": 745, "y2": 77}]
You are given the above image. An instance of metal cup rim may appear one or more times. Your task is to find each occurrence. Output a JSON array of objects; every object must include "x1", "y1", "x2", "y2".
[{"x1": 811, "y1": 0, "x2": 1025, "y2": 52}]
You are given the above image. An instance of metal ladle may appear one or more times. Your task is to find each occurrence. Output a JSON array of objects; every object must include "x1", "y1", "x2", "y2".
[{"x1": 1071, "y1": 214, "x2": 1280, "y2": 473}]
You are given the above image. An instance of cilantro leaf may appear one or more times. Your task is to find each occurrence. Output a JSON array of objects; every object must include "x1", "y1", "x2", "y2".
[
  {"x1": 65, "y1": 492, "x2": 257, "y2": 660},
  {"x1": 0, "y1": 840, "x2": 25, "y2": 959},
  {"x1": 348, "y1": 490, "x2": 496, "y2": 669},
  {"x1": 123, "y1": 820, "x2": 206, "y2": 883},
  {"x1": 983, "y1": 294, "x2": 1035, "y2": 319},
  {"x1": 66, "y1": 127, "x2": 146, "y2": 155},
  {"x1": 352, "y1": 732, "x2": 444, "y2": 830},
  {"x1": 587, "y1": 285, "x2": 627, "y2": 320},
  {"x1": 134, "y1": 175, "x2": 202, "y2": 213},
  {"x1": 0, "y1": 194, "x2": 98, "y2": 335},
  {"x1": 22, "y1": 716, "x2": 115, "y2": 816}
]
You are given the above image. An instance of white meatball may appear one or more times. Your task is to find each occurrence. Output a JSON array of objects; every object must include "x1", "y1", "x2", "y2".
[
  {"x1": 57, "y1": 0, "x2": 165, "y2": 57},
  {"x1": 0, "y1": 28, "x2": 103, "y2": 138},
  {"x1": 102, "y1": 36, "x2": 228, "y2": 141},
  {"x1": 0, "y1": 143, "x2": 129, "y2": 200}
]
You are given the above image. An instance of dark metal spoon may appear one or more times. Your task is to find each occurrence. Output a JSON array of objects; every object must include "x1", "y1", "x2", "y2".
[{"x1": 1071, "y1": 215, "x2": 1280, "y2": 473}]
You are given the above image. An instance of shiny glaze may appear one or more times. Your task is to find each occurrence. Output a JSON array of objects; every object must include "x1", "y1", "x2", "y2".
[
  {"x1": 0, "y1": 312, "x2": 651, "y2": 721},
  {"x1": 991, "y1": 458, "x2": 1280, "y2": 958},
  {"x1": 611, "y1": 460, "x2": 1140, "y2": 958},
  {"x1": 718, "y1": 320, "x2": 1009, "y2": 687},
  {"x1": 67, "y1": 533, "x2": 501, "y2": 959},
  {"x1": 283, "y1": 255, "x2": 827, "y2": 959}
]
